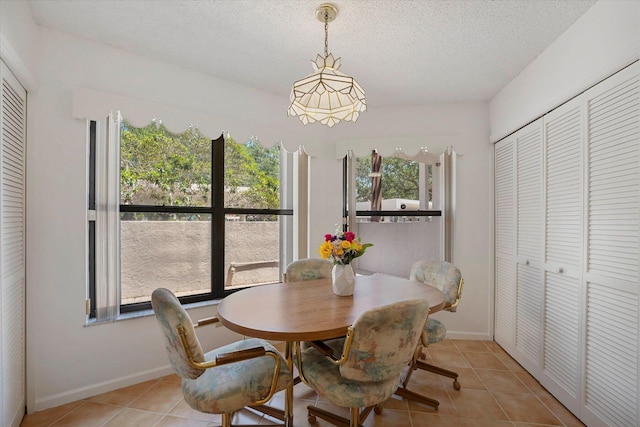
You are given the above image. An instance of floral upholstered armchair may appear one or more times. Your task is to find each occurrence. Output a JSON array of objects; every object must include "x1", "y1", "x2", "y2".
[
  {"x1": 395, "y1": 260, "x2": 464, "y2": 410},
  {"x1": 295, "y1": 298, "x2": 430, "y2": 427},
  {"x1": 282, "y1": 258, "x2": 332, "y2": 282},
  {"x1": 151, "y1": 288, "x2": 293, "y2": 427}
]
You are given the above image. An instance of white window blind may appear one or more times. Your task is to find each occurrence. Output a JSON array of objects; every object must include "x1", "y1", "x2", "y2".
[{"x1": 94, "y1": 112, "x2": 121, "y2": 321}]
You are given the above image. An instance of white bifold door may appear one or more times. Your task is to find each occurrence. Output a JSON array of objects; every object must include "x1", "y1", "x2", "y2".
[
  {"x1": 0, "y1": 59, "x2": 27, "y2": 427},
  {"x1": 494, "y1": 61, "x2": 639, "y2": 427}
]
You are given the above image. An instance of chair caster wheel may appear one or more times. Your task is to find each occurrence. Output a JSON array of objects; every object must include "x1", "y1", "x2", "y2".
[
  {"x1": 374, "y1": 405, "x2": 383, "y2": 415},
  {"x1": 308, "y1": 414, "x2": 316, "y2": 424},
  {"x1": 453, "y1": 380, "x2": 461, "y2": 390}
]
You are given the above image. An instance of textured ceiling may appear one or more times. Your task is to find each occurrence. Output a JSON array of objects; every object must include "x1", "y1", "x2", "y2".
[{"x1": 26, "y1": 0, "x2": 597, "y2": 107}]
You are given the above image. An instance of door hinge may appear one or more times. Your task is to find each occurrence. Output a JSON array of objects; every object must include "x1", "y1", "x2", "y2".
[{"x1": 85, "y1": 299, "x2": 91, "y2": 315}]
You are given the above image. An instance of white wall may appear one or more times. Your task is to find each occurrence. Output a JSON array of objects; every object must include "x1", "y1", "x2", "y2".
[
  {"x1": 3, "y1": 5, "x2": 493, "y2": 413},
  {"x1": 356, "y1": 220, "x2": 443, "y2": 277},
  {"x1": 307, "y1": 102, "x2": 492, "y2": 340},
  {"x1": 0, "y1": 0, "x2": 40, "y2": 91},
  {"x1": 490, "y1": 0, "x2": 640, "y2": 142}
]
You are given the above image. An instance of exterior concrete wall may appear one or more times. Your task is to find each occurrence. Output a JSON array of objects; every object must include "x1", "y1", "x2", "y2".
[{"x1": 121, "y1": 221, "x2": 279, "y2": 303}]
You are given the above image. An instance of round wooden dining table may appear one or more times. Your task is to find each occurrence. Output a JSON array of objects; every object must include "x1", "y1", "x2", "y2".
[{"x1": 216, "y1": 273, "x2": 446, "y2": 427}]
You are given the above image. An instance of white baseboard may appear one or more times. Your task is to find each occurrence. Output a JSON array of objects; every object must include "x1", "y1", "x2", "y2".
[
  {"x1": 31, "y1": 365, "x2": 174, "y2": 413},
  {"x1": 30, "y1": 332, "x2": 493, "y2": 413},
  {"x1": 445, "y1": 330, "x2": 492, "y2": 341},
  {"x1": 10, "y1": 396, "x2": 25, "y2": 427}
]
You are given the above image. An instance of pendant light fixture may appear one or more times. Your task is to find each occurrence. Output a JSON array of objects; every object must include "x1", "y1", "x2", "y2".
[{"x1": 287, "y1": 3, "x2": 366, "y2": 127}]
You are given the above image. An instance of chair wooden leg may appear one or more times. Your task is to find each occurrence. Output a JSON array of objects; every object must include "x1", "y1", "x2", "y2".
[
  {"x1": 222, "y1": 413, "x2": 232, "y2": 427},
  {"x1": 350, "y1": 407, "x2": 360, "y2": 427},
  {"x1": 395, "y1": 385, "x2": 439, "y2": 409},
  {"x1": 249, "y1": 404, "x2": 285, "y2": 421},
  {"x1": 415, "y1": 360, "x2": 461, "y2": 389},
  {"x1": 306, "y1": 404, "x2": 380, "y2": 427},
  {"x1": 394, "y1": 356, "x2": 462, "y2": 410}
]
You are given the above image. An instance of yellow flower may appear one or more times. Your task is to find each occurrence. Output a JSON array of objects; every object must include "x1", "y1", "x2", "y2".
[
  {"x1": 318, "y1": 241, "x2": 333, "y2": 259},
  {"x1": 317, "y1": 229, "x2": 372, "y2": 264}
]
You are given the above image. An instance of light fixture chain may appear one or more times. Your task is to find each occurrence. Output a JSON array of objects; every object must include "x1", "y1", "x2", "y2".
[{"x1": 324, "y1": 9, "x2": 329, "y2": 57}]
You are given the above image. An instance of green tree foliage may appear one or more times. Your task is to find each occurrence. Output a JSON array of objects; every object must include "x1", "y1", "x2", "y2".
[
  {"x1": 246, "y1": 140, "x2": 279, "y2": 180},
  {"x1": 355, "y1": 154, "x2": 420, "y2": 203},
  {"x1": 120, "y1": 122, "x2": 211, "y2": 206},
  {"x1": 224, "y1": 139, "x2": 280, "y2": 210},
  {"x1": 120, "y1": 121, "x2": 280, "y2": 213}
]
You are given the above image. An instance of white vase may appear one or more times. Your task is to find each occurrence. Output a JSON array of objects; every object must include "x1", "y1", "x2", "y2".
[{"x1": 331, "y1": 264, "x2": 355, "y2": 296}]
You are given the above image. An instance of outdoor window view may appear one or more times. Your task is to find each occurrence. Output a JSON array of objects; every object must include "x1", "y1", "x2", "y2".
[
  {"x1": 349, "y1": 150, "x2": 443, "y2": 277},
  {"x1": 116, "y1": 120, "x2": 290, "y2": 311},
  {"x1": 354, "y1": 150, "x2": 434, "y2": 222}
]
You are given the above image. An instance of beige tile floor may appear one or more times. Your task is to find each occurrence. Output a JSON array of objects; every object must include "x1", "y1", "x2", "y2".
[{"x1": 21, "y1": 339, "x2": 585, "y2": 427}]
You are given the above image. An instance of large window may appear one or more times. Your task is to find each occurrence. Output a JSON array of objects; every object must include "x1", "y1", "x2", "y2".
[{"x1": 88, "y1": 114, "x2": 293, "y2": 319}]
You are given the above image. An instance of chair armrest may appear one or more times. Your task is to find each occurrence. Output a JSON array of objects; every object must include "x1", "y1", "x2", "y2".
[
  {"x1": 194, "y1": 316, "x2": 220, "y2": 328},
  {"x1": 176, "y1": 326, "x2": 283, "y2": 405},
  {"x1": 447, "y1": 277, "x2": 464, "y2": 312},
  {"x1": 216, "y1": 346, "x2": 266, "y2": 365},
  {"x1": 206, "y1": 346, "x2": 284, "y2": 406},
  {"x1": 307, "y1": 340, "x2": 339, "y2": 361},
  {"x1": 296, "y1": 330, "x2": 355, "y2": 388}
]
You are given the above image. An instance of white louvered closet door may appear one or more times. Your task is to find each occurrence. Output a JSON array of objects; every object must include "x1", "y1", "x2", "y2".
[
  {"x1": 515, "y1": 119, "x2": 544, "y2": 369},
  {"x1": 0, "y1": 60, "x2": 26, "y2": 427},
  {"x1": 542, "y1": 97, "x2": 584, "y2": 414},
  {"x1": 582, "y1": 62, "x2": 639, "y2": 427},
  {"x1": 494, "y1": 138, "x2": 516, "y2": 346}
]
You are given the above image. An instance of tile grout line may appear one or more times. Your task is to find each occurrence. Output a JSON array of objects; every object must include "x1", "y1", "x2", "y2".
[{"x1": 452, "y1": 339, "x2": 517, "y2": 426}]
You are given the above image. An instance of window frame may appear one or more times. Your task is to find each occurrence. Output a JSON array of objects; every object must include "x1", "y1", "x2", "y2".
[
  {"x1": 88, "y1": 121, "x2": 293, "y2": 318},
  {"x1": 342, "y1": 149, "x2": 456, "y2": 273},
  {"x1": 343, "y1": 153, "x2": 442, "y2": 222}
]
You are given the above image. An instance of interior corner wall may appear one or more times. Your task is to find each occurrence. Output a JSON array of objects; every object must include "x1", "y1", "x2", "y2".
[
  {"x1": 15, "y1": 13, "x2": 493, "y2": 414},
  {"x1": 489, "y1": 0, "x2": 640, "y2": 142},
  {"x1": 0, "y1": 0, "x2": 40, "y2": 91}
]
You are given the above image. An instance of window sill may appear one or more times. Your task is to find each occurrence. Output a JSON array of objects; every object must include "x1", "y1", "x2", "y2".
[{"x1": 85, "y1": 298, "x2": 222, "y2": 326}]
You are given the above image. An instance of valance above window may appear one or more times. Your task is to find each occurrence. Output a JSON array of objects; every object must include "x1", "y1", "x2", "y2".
[{"x1": 72, "y1": 87, "x2": 461, "y2": 159}]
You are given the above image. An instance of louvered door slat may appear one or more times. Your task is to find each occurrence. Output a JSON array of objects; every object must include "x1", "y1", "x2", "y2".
[
  {"x1": 515, "y1": 122, "x2": 543, "y2": 366},
  {"x1": 590, "y1": 157, "x2": 638, "y2": 177},
  {"x1": 541, "y1": 99, "x2": 584, "y2": 405},
  {"x1": 587, "y1": 72, "x2": 640, "y2": 284},
  {"x1": 1, "y1": 62, "x2": 26, "y2": 427},
  {"x1": 545, "y1": 104, "x2": 582, "y2": 268},
  {"x1": 495, "y1": 256, "x2": 516, "y2": 346},
  {"x1": 544, "y1": 272, "x2": 580, "y2": 396},
  {"x1": 495, "y1": 139, "x2": 515, "y2": 256},
  {"x1": 516, "y1": 264, "x2": 542, "y2": 363},
  {"x1": 495, "y1": 137, "x2": 516, "y2": 347},
  {"x1": 517, "y1": 123, "x2": 543, "y2": 262},
  {"x1": 583, "y1": 64, "x2": 639, "y2": 427},
  {"x1": 585, "y1": 282, "x2": 638, "y2": 427}
]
